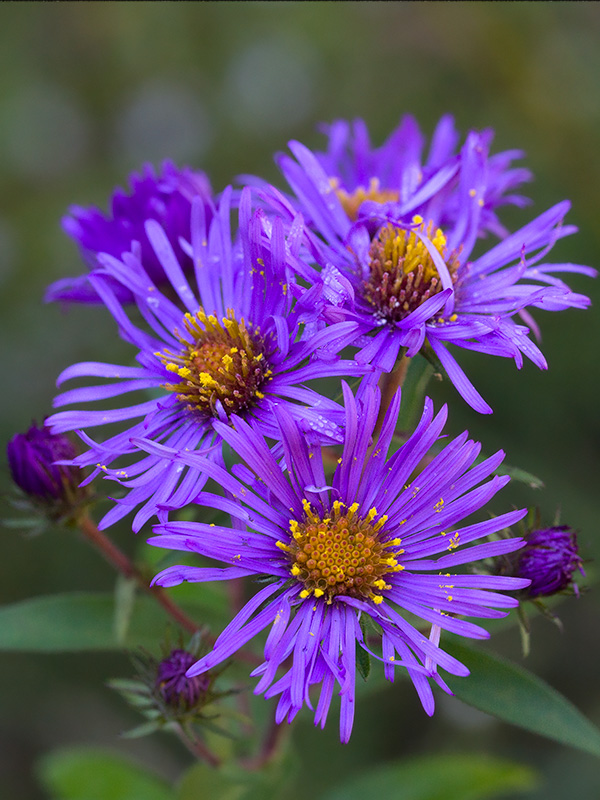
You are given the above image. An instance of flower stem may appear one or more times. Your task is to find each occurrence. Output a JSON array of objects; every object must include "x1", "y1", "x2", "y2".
[
  {"x1": 243, "y1": 712, "x2": 288, "y2": 770},
  {"x1": 77, "y1": 514, "x2": 262, "y2": 666},
  {"x1": 175, "y1": 722, "x2": 221, "y2": 767},
  {"x1": 78, "y1": 514, "x2": 200, "y2": 635},
  {"x1": 367, "y1": 355, "x2": 410, "y2": 455}
]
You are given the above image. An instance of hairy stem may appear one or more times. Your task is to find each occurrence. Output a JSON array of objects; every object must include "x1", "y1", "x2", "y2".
[
  {"x1": 175, "y1": 722, "x2": 221, "y2": 767},
  {"x1": 243, "y1": 712, "x2": 288, "y2": 770},
  {"x1": 77, "y1": 514, "x2": 262, "y2": 666},
  {"x1": 78, "y1": 514, "x2": 200, "y2": 634},
  {"x1": 367, "y1": 354, "x2": 410, "y2": 456}
]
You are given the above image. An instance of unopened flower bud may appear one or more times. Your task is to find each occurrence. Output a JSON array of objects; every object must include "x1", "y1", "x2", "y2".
[
  {"x1": 7, "y1": 422, "x2": 89, "y2": 521},
  {"x1": 516, "y1": 526, "x2": 583, "y2": 598},
  {"x1": 109, "y1": 637, "x2": 229, "y2": 739},
  {"x1": 156, "y1": 649, "x2": 210, "y2": 711}
]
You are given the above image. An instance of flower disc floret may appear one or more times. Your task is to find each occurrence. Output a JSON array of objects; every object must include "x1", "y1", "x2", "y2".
[
  {"x1": 157, "y1": 308, "x2": 272, "y2": 417},
  {"x1": 270, "y1": 116, "x2": 595, "y2": 415},
  {"x1": 47, "y1": 189, "x2": 367, "y2": 531},
  {"x1": 285, "y1": 499, "x2": 403, "y2": 602},
  {"x1": 364, "y1": 218, "x2": 459, "y2": 323}
]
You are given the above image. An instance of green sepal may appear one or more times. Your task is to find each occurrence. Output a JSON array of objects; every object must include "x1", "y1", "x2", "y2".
[
  {"x1": 355, "y1": 642, "x2": 371, "y2": 682},
  {"x1": 118, "y1": 720, "x2": 164, "y2": 739},
  {"x1": 493, "y1": 463, "x2": 544, "y2": 490}
]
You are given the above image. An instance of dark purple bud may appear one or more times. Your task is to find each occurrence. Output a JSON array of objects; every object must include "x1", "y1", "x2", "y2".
[
  {"x1": 517, "y1": 526, "x2": 583, "y2": 598},
  {"x1": 156, "y1": 649, "x2": 210, "y2": 711},
  {"x1": 7, "y1": 422, "x2": 87, "y2": 517}
]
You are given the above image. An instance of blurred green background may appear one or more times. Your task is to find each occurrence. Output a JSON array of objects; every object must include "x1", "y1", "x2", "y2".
[{"x1": 1, "y1": 2, "x2": 599, "y2": 798}]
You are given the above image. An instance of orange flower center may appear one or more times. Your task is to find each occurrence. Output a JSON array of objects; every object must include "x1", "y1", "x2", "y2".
[{"x1": 278, "y1": 500, "x2": 404, "y2": 603}]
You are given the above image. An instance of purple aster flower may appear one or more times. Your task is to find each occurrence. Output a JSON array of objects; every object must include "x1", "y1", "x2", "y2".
[
  {"x1": 146, "y1": 383, "x2": 529, "y2": 742},
  {"x1": 47, "y1": 188, "x2": 365, "y2": 531},
  {"x1": 512, "y1": 525, "x2": 584, "y2": 599},
  {"x1": 46, "y1": 161, "x2": 214, "y2": 305},
  {"x1": 325, "y1": 203, "x2": 594, "y2": 413},
  {"x1": 7, "y1": 422, "x2": 90, "y2": 521},
  {"x1": 274, "y1": 114, "x2": 532, "y2": 246},
  {"x1": 264, "y1": 118, "x2": 595, "y2": 413}
]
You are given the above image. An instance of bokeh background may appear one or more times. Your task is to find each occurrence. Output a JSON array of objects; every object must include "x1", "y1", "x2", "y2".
[{"x1": 1, "y1": 2, "x2": 599, "y2": 798}]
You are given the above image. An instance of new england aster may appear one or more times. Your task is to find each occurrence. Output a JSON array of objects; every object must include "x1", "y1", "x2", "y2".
[
  {"x1": 145, "y1": 382, "x2": 529, "y2": 742},
  {"x1": 275, "y1": 114, "x2": 533, "y2": 243},
  {"x1": 266, "y1": 116, "x2": 595, "y2": 413},
  {"x1": 45, "y1": 161, "x2": 214, "y2": 305},
  {"x1": 47, "y1": 188, "x2": 365, "y2": 531}
]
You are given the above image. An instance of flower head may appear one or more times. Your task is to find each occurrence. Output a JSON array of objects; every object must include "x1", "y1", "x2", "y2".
[
  {"x1": 6, "y1": 422, "x2": 89, "y2": 522},
  {"x1": 47, "y1": 188, "x2": 365, "y2": 531},
  {"x1": 148, "y1": 383, "x2": 529, "y2": 742},
  {"x1": 109, "y1": 636, "x2": 229, "y2": 737},
  {"x1": 156, "y1": 649, "x2": 211, "y2": 711},
  {"x1": 46, "y1": 161, "x2": 214, "y2": 305},
  {"x1": 281, "y1": 115, "x2": 532, "y2": 241},
  {"x1": 513, "y1": 525, "x2": 583, "y2": 598},
  {"x1": 268, "y1": 117, "x2": 595, "y2": 413}
]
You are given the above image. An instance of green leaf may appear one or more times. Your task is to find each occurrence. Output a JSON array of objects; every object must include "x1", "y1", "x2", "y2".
[
  {"x1": 493, "y1": 463, "x2": 544, "y2": 490},
  {"x1": 0, "y1": 592, "x2": 168, "y2": 651},
  {"x1": 0, "y1": 585, "x2": 232, "y2": 652},
  {"x1": 178, "y1": 764, "x2": 246, "y2": 800},
  {"x1": 37, "y1": 747, "x2": 173, "y2": 800},
  {"x1": 113, "y1": 576, "x2": 137, "y2": 645},
  {"x1": 322, "y1": 753, "x2": 536, "y2": 800},
  {"x1": 167, "y1": 580, "x2": 231, "y2": 628},
  {"x1": 445, "y1": 641, "x2": 600, "y2": 757}
]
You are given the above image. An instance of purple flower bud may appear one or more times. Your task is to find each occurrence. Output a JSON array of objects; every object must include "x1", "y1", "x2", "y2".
[
  {"x1": 7, "y1": 423, "x2": 87, "y2": 518},
  {"x1": 156, "y1": 649, "x2": 210, "y2": 711},
  {"x1": 517, "y1": 526, "x2": 583, "y2": 598}
]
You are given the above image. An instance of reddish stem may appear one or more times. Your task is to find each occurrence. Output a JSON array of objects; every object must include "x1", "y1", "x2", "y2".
[
  {"x1": 78, "y1": 515, "x2": 200, "y2": 634},
  {"x1": 175, "y1": 723, "x2": 221, "y2": 767},
  {"x1": 243, "y1": 712, "x2": 288, "y2": 771},
  {"x1": 366, "y1": 355, "x2": 410, "y2": 458},
  {"x1": 77, "y1": 515, "x2": 262, "y2": 665}
]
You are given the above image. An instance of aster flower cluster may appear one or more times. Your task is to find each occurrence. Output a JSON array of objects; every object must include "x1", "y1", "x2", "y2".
[{"x1": 8, "y1": 114, "x2": 593, "y2": 747}]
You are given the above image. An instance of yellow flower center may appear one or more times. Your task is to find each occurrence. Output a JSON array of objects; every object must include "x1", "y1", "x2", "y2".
[
  {"x1": 279, "y1": 499, "x2": 404, "y2": 603},
  {"x1": 157, "y1": 309, "x2": 272, "y2": 417},
  {"x1": 364, "y1": 217, "x2": 460, "y2": 323},
  {"x1": 330, "y1": 177, "x2": 400, "y2": 221}
]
